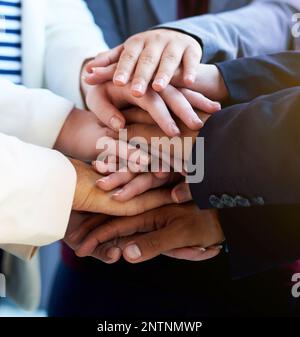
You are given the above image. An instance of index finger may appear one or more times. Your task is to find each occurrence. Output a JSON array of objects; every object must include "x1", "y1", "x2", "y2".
[
  {"x1": 75, "y1": 211, "x2": 160, "y2": 257},
  {"x1": 86, "y1": 45, "x2": 124, "y2": 72}
]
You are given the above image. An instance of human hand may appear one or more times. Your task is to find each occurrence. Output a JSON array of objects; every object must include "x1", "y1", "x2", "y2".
[
  {"x1": 75, "y1": 203, "x2": 225, "y2": 263},
  {"x1": 54, "y1": 107, "x2": 117, "y2": 161},
  {"x1": 64, "y1": 212, "x2": 123, "y2": 264},
  {"x1": 70, "y1": 158, "x2": 174, "y2": 215},
  {"x1": 85, "y1": 29, "x2": 202, "y2": 96},
  {"x1": 85, "y1": 81, "x2": 220, "y2": 137},
  {"x1": 94, "y1": 107, "x2": 209, "y2": 201},
  {"x1": 171, "y1": 63, "x2": 229, "y2": 102}
]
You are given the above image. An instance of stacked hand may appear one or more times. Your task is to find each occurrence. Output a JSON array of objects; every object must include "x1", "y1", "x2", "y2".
[
  {"x1": 55, "y1": 28, "x2": 229, "y2": 264},
  {"x1": 65, "y1": 204, "x2": 224, "y2": 264}
]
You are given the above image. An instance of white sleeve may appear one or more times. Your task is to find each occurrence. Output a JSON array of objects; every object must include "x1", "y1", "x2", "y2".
[
  {"x1": 0, "y1": 78, "x2": 74, "y2": 148},
  {"x1": 0, "y1": 77, "x2": 76, "y2": 260},
  {"x1": 44, "y1": 0, "x2": 109, "y2": 107},
  {"x1": 0, "y1": 133, "x2": 76, "y2": 248}
]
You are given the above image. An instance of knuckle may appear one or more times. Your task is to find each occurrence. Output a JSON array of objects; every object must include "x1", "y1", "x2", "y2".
[
  {"x1": 127, "y1": 35, "x2": 142, "y2": 45},
  {"x1": 140, "y1": 54, "x2": 155, "y2": 65},
  {"x1": 187, "y1": 48, "x2": 201, "y2": 60},
  {"x1": 164, "y1": 53, "x2": 178, "y2": 63},
  {"x1": 102, "y1": 222, "x2": 119, "y2": 240},
  {"x1": 122, "y1": 51, "x2": 137, "y2": 62},
  {"x1": 151, "y1": 32, "x2": 163, "y2": 42},
  {"x1": 144, "y1": 237, "x2": 160, "y2": 251}
]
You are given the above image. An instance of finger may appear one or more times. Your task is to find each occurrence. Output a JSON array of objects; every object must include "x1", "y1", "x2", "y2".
[
  {"x1": 97, "y1": 170, "x2": 137, "y2": 191},
  {"x1": 180, "y1": 88, "x2": 221, "y2": 114},
  {"x1": 152, "y1": 43, "x2": 184, "y2": 91},
  {"x1": 93, "y1": 158, "x2": 118, "y2": 174},
  {"x1": 159, "y1": 85, "x2": 203, "y2": 130},
  {"x1": 86, "y1": 45, "x2": 124, "y2": 72},
  {"x1": 126, "y1": 124, "x2": 164, "y2": 144},
  {"x1": 95, "y1": 138, "x2": 150, "y2": 167},
  {"x1": 113, "y1": 38, "x2": 145, "y2": 86},
  {"x1": 86, "y1": 88, "x2": 126, "y2": 131},
  {"x1": 121, "y1": 187, "x2": 173, "y2": 216},
  {"x1": 93, "y1": 243, "x2": 122, "y2": 264},
  {"x1": 162, "y1": 246, "x2": 221, "y2": 261},
  {"x1": 78, "y1": 238, "x2": 122, "y2": 264},
  {"x1": 84, "y1": 64, "x2": 117, "y2": 85},
  {"x1": 66, "y1": 214, "x2": 111, "y2": 249},
  {"x1": 123, "y1": 107, "x2": 155, "y2": 125},
  {"x1": 182, "y1": 45, "x2": 202, "y2": 85},
  {"x1": 76, "y1": 210, "x2": 162, "y2": 257},
  {"x1": 131, "y1": 44, "x2": 165, "y2": 97},
  {"x1": 125, "y1": 123, "x2": 183, "y2": 166},
  {"x1": 172, "y1": 182, "x2": 193, "y2": 204},
  {"x1": 134, "y1": 90, "x2": 180, "y2": 136},
  {"x1": 112, "y1": 172, "x2": 171, "y2": 202},
  {"x1": 122, "y1": 226, "x2": 184, "y2": 263}
]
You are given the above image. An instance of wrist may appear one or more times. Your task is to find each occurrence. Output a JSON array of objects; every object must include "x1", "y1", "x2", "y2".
[
  {"x1": 194, "y1": 64, "x2": 228, "y2": 101},
  {"x1": 54, "y1": 107, "x2": 79, "y2": 156}
]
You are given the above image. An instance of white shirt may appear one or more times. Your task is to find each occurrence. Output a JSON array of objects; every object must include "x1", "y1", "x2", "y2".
[{"x1": 0, "y1": 0, "x2": 108, "y2": 255}]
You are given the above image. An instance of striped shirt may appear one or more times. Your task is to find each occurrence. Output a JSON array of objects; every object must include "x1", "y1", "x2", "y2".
[{"x1": 0, "y1": 0, "x2": 22, "y2": 84}]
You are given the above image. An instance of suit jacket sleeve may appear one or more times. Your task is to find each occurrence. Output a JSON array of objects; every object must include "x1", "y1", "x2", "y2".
[
  {"x1": 189, "y1": 86, "x2": 300, "y2": 209},
  {"x1": 217, "y1": 52, "x2": 300, "y2": 104},
  {"x1": 44, "y1": 0, "x2": 109, "y2": 108},
  {"x1": 219, "y1": 204, "x2": 300, "y2": 278},
  {"x1": 188, "y1": 87, "x2": 300, "y2": 277},
  {"x1": 158, "y1": 0, "x2": 299, "y2": 63}
]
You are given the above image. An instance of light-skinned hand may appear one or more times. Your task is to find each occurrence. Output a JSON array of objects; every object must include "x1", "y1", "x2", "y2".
[
  {"x1": 84, "y1": 81, "x2": 220, "y2": 137},
  {"x1": 93, "y1": 107, "x2": 210, "y2": 201},
  {"x1": 85, "y1": 29, "x2": 202, "y2": 96},
  {"x1": 70, "y1": 159, "x2": 174, "y2": 215},
  {"x1": 54, "y1": 107, "x2": 117, "y2": 161}
]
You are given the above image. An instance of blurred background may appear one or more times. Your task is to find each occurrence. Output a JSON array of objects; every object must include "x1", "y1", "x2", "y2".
[{"x1": 0, "y1": 243, "x2": 60, "y2": 317}]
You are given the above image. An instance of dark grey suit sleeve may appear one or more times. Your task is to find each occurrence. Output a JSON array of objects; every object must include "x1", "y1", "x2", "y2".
[
  {"x1": 85, "y1": 0, "x2": 125, "y2": 47},
  {"x1": 217, "y1": 52, "x2": 300, "y2": 104},
  {"x1": 219, "y1": 204, "x2": 300, "y2": 278},
  {"x1": 189, "y1": 87, "x2": 300, "y2": 209},
  {"x1": 159, "y1": 0, "x2": 299, "y2": 63}
]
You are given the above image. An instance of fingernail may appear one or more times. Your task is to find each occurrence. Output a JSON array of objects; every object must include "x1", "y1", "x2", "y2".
[
  {"x1": 97, "y1": 176, "x2": 110, "y2": 184},
  {"x1": 107, "y1": 247, "x2": 120, "y2": 260},
  {"x1": 198, "y1": 247, "x2": 207, "y2": 252},
  {"x1": 153, "y1": 78, "x2": 166, "y2": 89},
  {"x1": 110, "y1": 116, "x2": 123, "y2": 131},
  {"x1": 114, "y1": 73, "x2": 126, "y2": 84},
  {"x1": 185, "y1": 74, "x2": 196, "y2": 83},
  {"x1": 192, "y1": 116, "x2": 203, "y2": 127},
  {"x1": 171, "y1": 123, "x2": 180, "y2": 135},
  {"x1": 131, "y1": 83, "x2": 144, "y2": 94},
  {"x1": 125, "y1": 244, "x2": 142, "y2": 260},
  {"x1": 212, "y1": 102, "x2": 221, "y2": 110},
  {"x1": 173, "y1": 185, "x2": 191, "y2": 203},
  {"x1": 112, "y1": 188, "x2": 124, "y2": 197}
]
